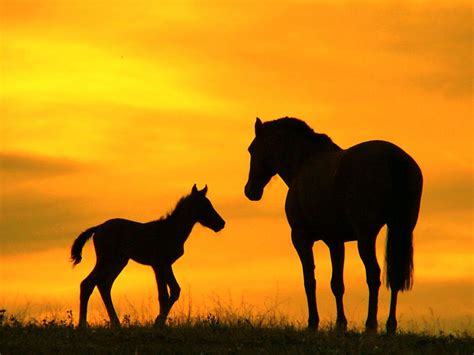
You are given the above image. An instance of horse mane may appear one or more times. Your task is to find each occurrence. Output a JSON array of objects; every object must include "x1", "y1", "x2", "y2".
[{"x1": 264, "y1": 117, "x2": 340, "y2": 149}]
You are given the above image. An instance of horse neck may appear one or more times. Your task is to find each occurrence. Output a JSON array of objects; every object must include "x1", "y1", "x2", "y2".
[{"x1": 276, "y1": 138, "x2": 341, "y2": 186}]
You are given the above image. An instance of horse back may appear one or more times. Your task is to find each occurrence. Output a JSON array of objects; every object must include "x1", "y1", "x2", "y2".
[
  {"x1": 339, "y1": 140, "x2": 422, "y2": 230},
  {"x1": 285, "y1": 140, "x2": 422, "y2": 240}
]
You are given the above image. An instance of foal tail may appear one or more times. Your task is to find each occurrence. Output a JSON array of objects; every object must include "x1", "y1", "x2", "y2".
[{"x1": 70, "y1": 226, "x2": 99, "y2": 266}]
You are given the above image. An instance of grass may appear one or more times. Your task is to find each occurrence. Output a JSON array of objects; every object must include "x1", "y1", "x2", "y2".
[{"x1": 1, "y1": 310, "x2": 473, "y2": 354}]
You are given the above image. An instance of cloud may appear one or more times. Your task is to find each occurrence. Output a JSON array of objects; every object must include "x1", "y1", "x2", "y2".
[
  {"x1": 0, "y1": 152, "x2": 95, "y2": 255},
  {"x1": 381, "y1": 3, "x2": 472, "y2": 97},
  {"x1": 422, "y1": 174, "x2": 474, "y2": 214},
  {"x1": 0, "y1": 191, "x2": 95, "y2": 255},
  {"x1": 1, "y1": 151, "x2": 85, "y2": 176},
  {"x1": 0, "y1": 152, "x2": 87, "y2": 184}
]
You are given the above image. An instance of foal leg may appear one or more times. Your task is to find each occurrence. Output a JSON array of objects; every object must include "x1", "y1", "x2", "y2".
[
  {"x1": 292, "y1": 231, "x2": 319, "y2": 330},
  {"x1": 166, "y1": 266, "x2": 181, "y2": 309},
  {"x1": 152, "y1": 264, "x2": 171, "y2": 326},
  {"x1": 357, "y1": 238, "x2": 381, "y2": 332},
  {"x1": 97, "y1": 258, "x2": 128, "y2": 328},
  {"x1": 79, "y1": 264, "x2": 105, "y2": 328},
  {"x1": 328, "y1": 242, "x2": 347, "y2": 331}
]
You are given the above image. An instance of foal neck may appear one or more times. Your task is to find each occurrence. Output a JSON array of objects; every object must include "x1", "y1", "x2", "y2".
[{"x1": 165, "y1": 200, "x2": 197, "y2": 244}]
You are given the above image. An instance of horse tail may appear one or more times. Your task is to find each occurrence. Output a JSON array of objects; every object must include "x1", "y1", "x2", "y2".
[
  {"x1": 70, "y1": 225, "x2": 99, "y2": 266},
  {"x1": 385, "y1": 227, "x2": 414, "y2": 291},
  {"x1": 385, "y1": 153, "x2": 423, "y2": 292}
]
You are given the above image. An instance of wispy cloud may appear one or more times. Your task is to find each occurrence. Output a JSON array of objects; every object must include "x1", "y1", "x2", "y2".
[
  {"x1": 0, "y1": 191, "x2": 94, "y2": 255},
  {"x1": 0, "y1": 152, "x2": 87, "y2": 181},
  {"x1": 422, "y1": 174, "x2": 474, "y2": 214}
]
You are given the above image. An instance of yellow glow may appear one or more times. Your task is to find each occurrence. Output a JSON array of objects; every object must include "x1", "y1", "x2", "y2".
[{"x1": 1, "y1": 0, "x2": 472, "y2": 330}]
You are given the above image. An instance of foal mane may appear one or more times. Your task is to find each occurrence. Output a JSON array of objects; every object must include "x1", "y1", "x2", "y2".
[
  {"x1": 154, "y1": 193, "x2": 193, "y2": 224},
  {"x1": 264, "y1": 117, "x2": 340, "y2": 149}
]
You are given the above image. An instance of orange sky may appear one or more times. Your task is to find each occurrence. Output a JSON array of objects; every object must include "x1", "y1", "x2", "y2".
[{"x1": 1, "y1": 0, "x2": 473, "y2": 331}]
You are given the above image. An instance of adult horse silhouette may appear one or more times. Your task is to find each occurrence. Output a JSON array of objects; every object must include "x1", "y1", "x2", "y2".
[
  {"x1": 71, "y1": 184, "x2": 225, "y2": 328},
  {"x1": 244, "y1": 117, "x2": 422, "y2": 333}
]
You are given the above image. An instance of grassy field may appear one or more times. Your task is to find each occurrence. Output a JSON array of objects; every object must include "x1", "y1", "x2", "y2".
[{"x1": 1, "y1": 311, "x2": 473, "y2": 355}]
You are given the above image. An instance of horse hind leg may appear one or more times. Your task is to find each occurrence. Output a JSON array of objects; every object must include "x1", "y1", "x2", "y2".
[
  {"x1": 96, "y1": 258, "x2": 128, "y2": 328},
  {"x1": 357, "y1": 237, "x2": 381, "y2": 332},
  {"x1": 79, "y1": 264, "x2": 107, "y2": 328}
]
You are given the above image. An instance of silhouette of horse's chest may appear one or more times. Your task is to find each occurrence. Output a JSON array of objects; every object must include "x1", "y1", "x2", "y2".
[
  {"x1": 160, "y1": 243, "x2": 184, "y2": 264},
  {"x1": 287, "y1": 159, "x2": 342, "y2": 218},
  {"x1": 285, "y1": 155, "x2": 354, "y2": 239}
]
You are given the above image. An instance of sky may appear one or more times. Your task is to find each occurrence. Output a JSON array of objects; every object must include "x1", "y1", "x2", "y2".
[{"x1": 1, "y1": 0, "x2": 473, "y2": 330}]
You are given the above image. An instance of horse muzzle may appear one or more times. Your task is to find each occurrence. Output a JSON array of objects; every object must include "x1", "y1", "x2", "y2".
[{"x1": 213, "y1": 220, "x2": 225, "y2": 232}]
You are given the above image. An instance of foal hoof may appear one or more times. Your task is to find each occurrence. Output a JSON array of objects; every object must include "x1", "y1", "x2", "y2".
[
  {"x1": 154, "y1": 317, "x2": 167, "y2": 328},
  {"x1": 77, "y1": 322, "x2": 88, "y2": 329},
  {"x1": 110, "y1": 322, "x2": 121, "y2": 329}
]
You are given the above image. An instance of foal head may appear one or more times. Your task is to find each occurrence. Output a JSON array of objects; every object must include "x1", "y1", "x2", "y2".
[{"x1": 188, "y1": 184, "x2": 225, "y2": 232}]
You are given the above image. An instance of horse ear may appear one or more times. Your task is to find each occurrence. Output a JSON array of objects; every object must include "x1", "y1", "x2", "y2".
[
  {"x1": 191, "y1": 184, "x2": 198, "y2": 194},
  {"x1": 200, "y1": 184, "x2": 208, "y2": 195},
  {"x1": 255, "y1": 117, "x2": 263, "y2": 137}
]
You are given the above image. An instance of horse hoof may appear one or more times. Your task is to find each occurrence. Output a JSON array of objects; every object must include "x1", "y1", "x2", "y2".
[
  {"x1": 386, "y1": 321, "x2": 397, "y2": 334},
  {"x1": 365, "y1": 322, "x2": 378, "y2": 334},
  {"x1": 336, "y1": 320, "x2": 347, "y2": 332}
]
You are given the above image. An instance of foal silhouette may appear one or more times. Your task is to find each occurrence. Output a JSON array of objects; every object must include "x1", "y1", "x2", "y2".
[
  {"x1": 244, "y1": 117, "x2": 422, "y2": 333},
  {"x1": 71, "y1": 184, "x2": 225, "y2": 328}
]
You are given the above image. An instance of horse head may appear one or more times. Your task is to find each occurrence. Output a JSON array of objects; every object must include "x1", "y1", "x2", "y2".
[{"x1": 244, "y1": 117, "x2": 277, "y2": 201}]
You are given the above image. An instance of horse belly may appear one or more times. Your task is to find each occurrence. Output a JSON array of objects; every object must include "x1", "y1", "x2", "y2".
[
  {"x1": 126, "y1": 238, "x2": 183, "y2": 266},
  {"x1": 286, "y1": 180, "x2": 353, "y2": 242},
  {"x1": 337, "y1": 141, "x2": 404, "y2": 229},
  {"x1": 120, "y1": 234, "x2": 154, "y2": 265}
]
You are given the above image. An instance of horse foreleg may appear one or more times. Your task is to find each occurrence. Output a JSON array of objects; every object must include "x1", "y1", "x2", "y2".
[
  {"x1": 357, "y1": 239, "x2": 381, "y2": 332},
  {"x1": 386, "y1": 289, "x2": 399, "y2": 334},
  {"x1": 328, "y1": 242, "x2": 347, "y2": 331},
  {"x1": 153, "y1": 265, "x2": 171, "y2": 326},
  {"x1": 292, "y1": 232, "x2": 319, "y2": 330}
]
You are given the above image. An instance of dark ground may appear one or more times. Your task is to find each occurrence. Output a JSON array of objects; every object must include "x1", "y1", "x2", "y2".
[{"x1": 1, "y1": 317, "x2": 472, "y2": 355}]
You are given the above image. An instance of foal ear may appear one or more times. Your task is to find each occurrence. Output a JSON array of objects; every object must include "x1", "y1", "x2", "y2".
[
  {"x1": 200, "y1": 184, "x2": 208, "y2": 196},
  {"x1": 191, "y1": 184, "x2": 198, "y2": 194},
  {"x1": 255, "y1": 117, "x2": 263, "y2": 137}
]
